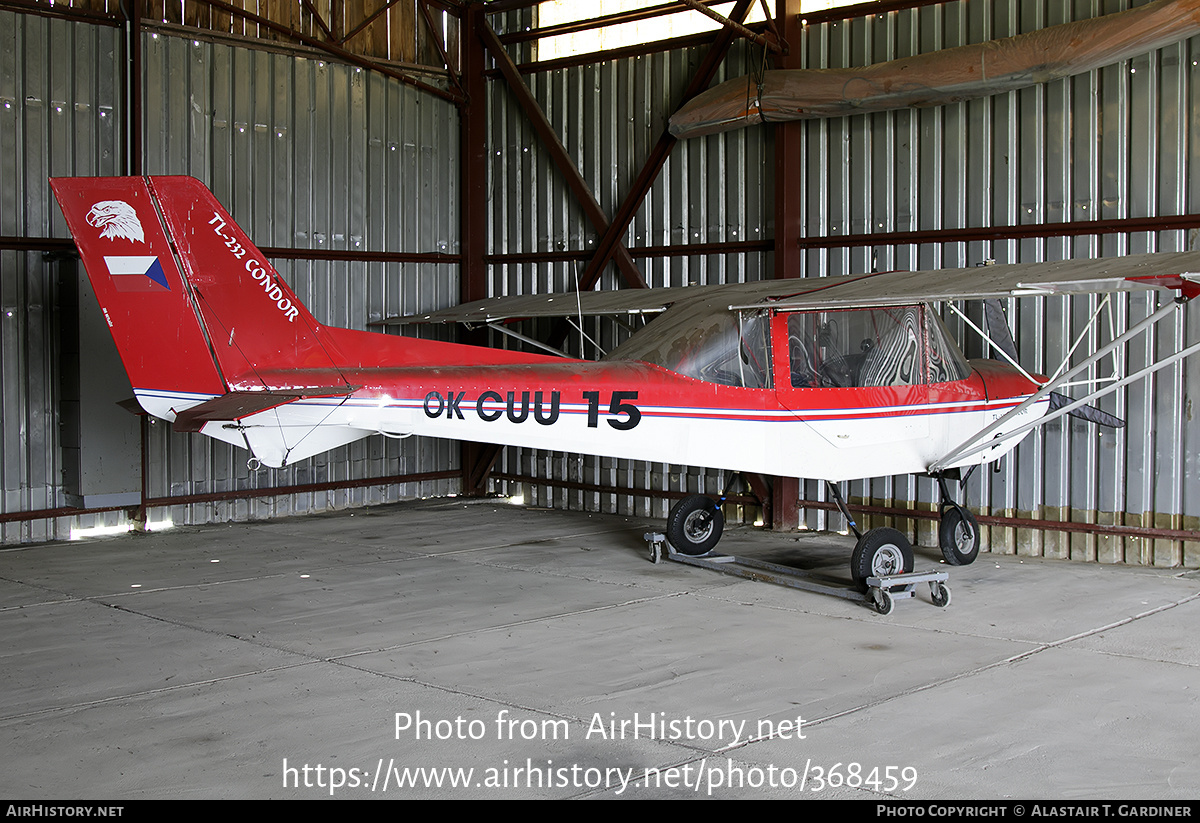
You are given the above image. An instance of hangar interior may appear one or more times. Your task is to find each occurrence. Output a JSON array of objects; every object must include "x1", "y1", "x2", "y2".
[{"x1": 2, "y1": 0, "x2": 1198, "y2": 566}]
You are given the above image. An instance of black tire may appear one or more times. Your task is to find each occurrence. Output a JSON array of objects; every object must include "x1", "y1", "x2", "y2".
[
  {"x1": 872, "y1": 589, "x2": 894, "y2": 615},
  {"x1": 666, "y1": 494, "x2": 724, "y2": 556},
  {"x1": 939, "y1": 507, "x2": 980, "y2": 566},
  {"x1": 851, "y1": 527, "x2": 914, "y2": 588}
]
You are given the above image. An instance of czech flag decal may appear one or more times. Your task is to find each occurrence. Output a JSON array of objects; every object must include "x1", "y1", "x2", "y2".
[{"x1": 103, "y1": 255, "x2": 170, "y2": 291}]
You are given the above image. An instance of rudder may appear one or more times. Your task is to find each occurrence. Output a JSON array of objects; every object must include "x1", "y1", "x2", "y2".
[{"x1": 146, "y1": 176, "x2": 351, "y2": 393}]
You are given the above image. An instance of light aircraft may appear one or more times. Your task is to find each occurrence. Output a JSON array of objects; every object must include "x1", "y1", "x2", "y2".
[{"x1": 51, "y1": 176, "x2": 1200, "y2": 587}]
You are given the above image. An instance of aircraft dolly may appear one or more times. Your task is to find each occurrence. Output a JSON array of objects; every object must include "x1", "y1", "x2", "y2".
[{"x1": 644, "y1": 531, "x2": 950, "y2": 615}]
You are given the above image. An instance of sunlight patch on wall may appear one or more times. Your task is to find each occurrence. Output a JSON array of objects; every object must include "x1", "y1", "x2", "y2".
[{"x1": 535, "y1": 1, "x2": 858, "y2": 62}]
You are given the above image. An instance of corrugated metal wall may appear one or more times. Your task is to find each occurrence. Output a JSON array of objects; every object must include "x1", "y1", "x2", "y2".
[
  {"x1": 0, "y1": 11, "x2": 460, "y2": 541},
  {"x1": 0, "y1": 12, "x2": 122, "y2": 542},
  {"x1": 489, "y1": 0, "x2": 1199, "y2": 565}
]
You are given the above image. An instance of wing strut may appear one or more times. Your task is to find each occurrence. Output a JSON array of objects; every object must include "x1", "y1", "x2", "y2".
[
  {"x1": 483, "y1": 323, "x2": 571, "y2": 358},
  {"x1": 951, "y1": 298, "x2": 1126, "y2": 427},
  {"x1": 945, "y1": 301, "x2": 1041, "y2": 386},
  {"x1": 930, "y1": 298, "x2": 1197, "y2": 472}
]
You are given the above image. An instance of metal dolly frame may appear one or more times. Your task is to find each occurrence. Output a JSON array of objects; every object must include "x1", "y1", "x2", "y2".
[{"x1": 645, "y1": 532, "x2": 950, "y2": 615}]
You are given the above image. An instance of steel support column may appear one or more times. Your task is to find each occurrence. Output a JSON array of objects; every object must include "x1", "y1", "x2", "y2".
[
  {"x1": 460, "y1": 1, "x2": 496, "y2": 496},
  {"x1": 460, "y1": 2, "x2": 489, "y2": 311},
  {"x1": 773, "y1": 0, "x2": 802, "y2": 281},
  {"x1": 127, "y1": 0, "x2": 142, "y2": 175},
  {"x1": 770, "y1": 0, "x2": 803, "y2": 531}
]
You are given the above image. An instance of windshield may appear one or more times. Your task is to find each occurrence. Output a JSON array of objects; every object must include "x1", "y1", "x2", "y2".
[{"x1": 605, "y1": 299, "x2": 772, "y2": 389}]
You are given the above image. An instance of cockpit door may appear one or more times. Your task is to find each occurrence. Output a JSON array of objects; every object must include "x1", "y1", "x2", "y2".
[{"x1": 769, "y1": 306, "x2": 939, "y2": 448}]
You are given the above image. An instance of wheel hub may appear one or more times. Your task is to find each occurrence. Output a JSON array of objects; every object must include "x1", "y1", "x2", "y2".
[
  {"x1": 871, "y1": 544, "x2": 905, "y2": 576},
  {"x1": 683, "y1": 510, "x2": 714, "y2": 542},
  {"x1": 953, "y1": 522, "x2": 973, "y2": 551}
]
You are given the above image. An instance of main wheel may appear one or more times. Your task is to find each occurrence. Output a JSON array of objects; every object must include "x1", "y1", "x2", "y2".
[
  {"x1": 666, "y1": 494, "x2": 724, "y2": 556},
  {"x1": 851, "y1": 527, "x2": 914, "y2": 588},
  {"x1": 939, "y1": 507, "x2": 980, "y2": 566}
]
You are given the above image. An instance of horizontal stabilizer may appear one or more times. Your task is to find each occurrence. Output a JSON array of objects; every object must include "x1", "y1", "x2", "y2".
[{"x1": 172, "y1": 387, "x2": 357, "y2": 432}]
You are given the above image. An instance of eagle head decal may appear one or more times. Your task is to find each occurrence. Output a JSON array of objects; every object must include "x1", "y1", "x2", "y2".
[{"x1": 86, "y1": 200, "x2": 146, "y2": 244}]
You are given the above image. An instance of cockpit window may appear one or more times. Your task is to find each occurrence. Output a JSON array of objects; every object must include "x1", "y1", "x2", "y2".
[
  {"x1": 925, "y1": 306, "x2": 973, "y2": 383},
  {"x1": 787, "y1": 305, "x2": 970, "y2": 388},
  {"x1": 605, "y1": 303, "x2": 772, "y2": 389}
]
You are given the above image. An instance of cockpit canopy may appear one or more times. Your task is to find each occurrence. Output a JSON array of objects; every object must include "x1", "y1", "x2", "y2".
[
  {"x1": 606, "y1": 300, "x2": 970, "y2": 390},
  {"x1": 604, "y1": 293, "x2": 773, "y2": 388}
]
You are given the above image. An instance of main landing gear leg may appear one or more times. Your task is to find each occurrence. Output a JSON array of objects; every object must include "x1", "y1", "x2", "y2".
[
  {"x1": 825, "y1": 480, "x2": 863, "y2": 541},
  {"x1": 934, "y1": 472, "x2": 980, "y2": 566},
  {"x1": 827, "y1": 481, "x2": 909, "y2": 585}
]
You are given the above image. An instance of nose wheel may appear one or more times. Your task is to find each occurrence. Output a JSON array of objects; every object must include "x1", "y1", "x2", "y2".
[
  {"x1": 852, "y1": 526, "x2": 951, "y2": 614},
  {"x1": 938, "y1": 506, "x2": 980, "y2": 566}
]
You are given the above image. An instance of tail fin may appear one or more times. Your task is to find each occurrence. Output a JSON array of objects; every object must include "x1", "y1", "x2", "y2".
[
  {"x1": 55, "y1": 176, "x2": 556, "y2": 468},
  {"x1": 51, "y1": 176, "x2": 228, "y2": 418},
  {"x1": 53, "y1": 176, "x2": 350, "y2": 395},
  {"x1": 53, "y1": 176, "x2": 361, "y2": 467}
]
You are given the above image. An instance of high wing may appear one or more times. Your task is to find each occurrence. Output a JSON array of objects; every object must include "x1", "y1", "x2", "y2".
[
  {"x1": 729, "y1": 253, "x2": 1200, "y2": 310},
  {"x1": 371, "y1": 284, "x2": 703, "y2": 326},
  {"x1": 378, "y1": 252, "x2": 1200, "y2": 328}
]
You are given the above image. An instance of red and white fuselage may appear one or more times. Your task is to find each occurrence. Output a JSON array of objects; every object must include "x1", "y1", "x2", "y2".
[{"x1": 137, "y1": 343, "x2": 1047, "y2": 479}]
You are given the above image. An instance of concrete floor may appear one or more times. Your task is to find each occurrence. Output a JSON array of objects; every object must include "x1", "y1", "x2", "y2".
[{"x1": 1, "y1": 497, "x2": 1197, "y2": 799}]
